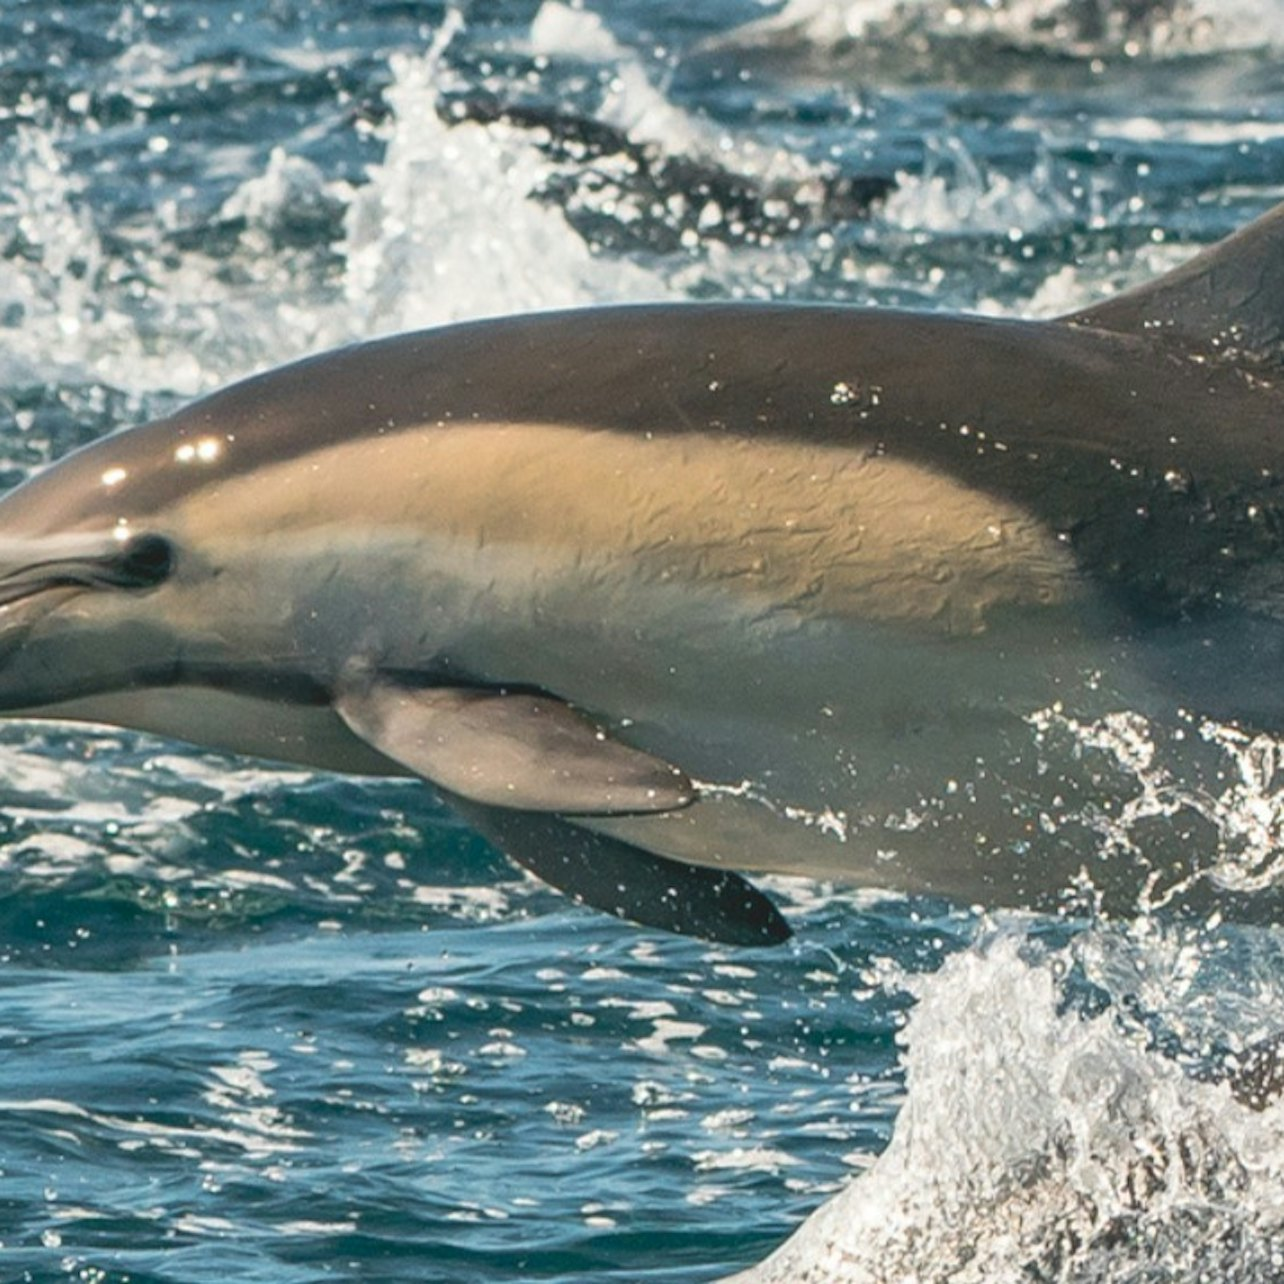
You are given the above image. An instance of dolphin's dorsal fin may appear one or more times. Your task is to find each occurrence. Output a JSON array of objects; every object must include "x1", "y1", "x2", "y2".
[
  {"x1": 1065, "y1": 202, "x2": 1284, "y2": 367},
  {"x1": 335, "y1": 680, "x2": 694, "y2": 815}
]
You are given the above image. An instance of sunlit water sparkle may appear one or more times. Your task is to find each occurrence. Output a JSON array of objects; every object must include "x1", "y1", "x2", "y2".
[{"x1": 4, "y1": 1, "x2": 1284, "y2": 1280}]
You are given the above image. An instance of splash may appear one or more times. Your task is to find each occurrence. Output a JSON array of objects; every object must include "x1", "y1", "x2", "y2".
[
  {"x1": 0, "y1": 127, "x2": 338, "y2": 404},
  {"x1": 1028, "y1": 707, "x2": 1284, "y2": 905},
  {"x1": 0, "y1": 8, "x2": 680, "y2": 418},
  {"x1": 878, "y1": 138, "x2": 1077, "y2": 238},
  {"x1": 1021, "y1": 240, "x2": 1192, "y2": 318},
  {"x1": 341, "y1": 14, "x2": 665, "y2": 334},
  {"x1": 730, "y1": 704, "x2": 1284, "y2": 1281},
  {"x1": 0, "y1": 126, "x2": 133, "y2": 392},
  {"x1": 728, "y1": 932, "x2": 1284, "y2": 1283},
  {"x1": 531, "y1": 1, "x2": 824, "y2": 199},
  {"x1": 0, "y1": 2, "x2": 893, "y2": 421},
  {"x1": 707, "y1": 0, "x2": 1284, "y2": 63}
]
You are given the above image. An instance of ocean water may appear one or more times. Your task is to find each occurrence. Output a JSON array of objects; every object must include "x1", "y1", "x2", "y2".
[{"x1": 3, "y1": 1, "x2": 1284, "y2": 1281}]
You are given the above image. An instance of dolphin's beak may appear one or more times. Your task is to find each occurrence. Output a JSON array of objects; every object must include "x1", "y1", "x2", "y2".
[
  {"x1": 0, "y1": 535, "x2": 126, "y2": 668},
  {"x1": 0, "y1": 532, "x2": 172, "y2": 608},
  {"x1": 0, "y1": 577, "x2": 80, "y2": 651},
  {"x1": 0, "y1": 564, "x2": 94, "y2": 608},
  {"x1": 0, "y1": 537, "x2": 117, "y2": 610}
]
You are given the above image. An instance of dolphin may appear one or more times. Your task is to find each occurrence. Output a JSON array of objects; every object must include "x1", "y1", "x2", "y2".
[{"x1": 3, "y1": 200, "x2": 1284, "y2": 943}]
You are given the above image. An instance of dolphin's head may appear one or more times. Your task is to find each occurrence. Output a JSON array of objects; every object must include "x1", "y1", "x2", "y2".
[
  {"x1": 0, "y1": 334, "x2": 468, "y2": 723},
  {"x1": 0, "y1": 409, "x2": 276, "y2": 716}
]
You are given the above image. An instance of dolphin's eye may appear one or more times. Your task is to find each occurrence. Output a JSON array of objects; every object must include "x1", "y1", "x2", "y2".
[{"x1": 111, "y1": 533, "x2": 175, "y2": 589}]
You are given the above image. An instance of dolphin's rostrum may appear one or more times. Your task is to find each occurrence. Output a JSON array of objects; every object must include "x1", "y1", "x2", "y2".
[{"x1": 5, "y1": 201, "x2": 1284, "y2": 942}]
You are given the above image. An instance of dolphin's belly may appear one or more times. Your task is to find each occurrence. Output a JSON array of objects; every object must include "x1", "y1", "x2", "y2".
[
  {"x1": 359, "y1": 542, "x2": 1157, "y2": 909},
  {"x1": 563, "y1": 601, "x2": 1284, "y2": 917},
  {"x1": 563, "y1": 607, "x2": 1149, "y2": 908}
]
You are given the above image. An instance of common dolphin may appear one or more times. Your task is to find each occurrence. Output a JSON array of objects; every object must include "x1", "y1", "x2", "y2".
[{"x1": 3, "y1": 201, "x2": 1284, "y2": 943}]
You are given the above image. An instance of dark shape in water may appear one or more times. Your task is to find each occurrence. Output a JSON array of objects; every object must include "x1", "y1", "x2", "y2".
[{"x1": 451, "y1": 94, "x2": 895, "y2": 253}]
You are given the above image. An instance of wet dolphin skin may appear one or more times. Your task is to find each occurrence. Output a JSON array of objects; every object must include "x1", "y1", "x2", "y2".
[{"x1": 3, "y1": 202, "x2": 1284, "y2": 940}]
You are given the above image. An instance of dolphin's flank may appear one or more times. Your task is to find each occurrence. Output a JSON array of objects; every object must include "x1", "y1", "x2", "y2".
[{"x1": 4, "y1": 201, "x2": 1284, "y2": 941}]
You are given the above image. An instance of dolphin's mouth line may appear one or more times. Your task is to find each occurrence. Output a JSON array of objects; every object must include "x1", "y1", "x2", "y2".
[
  {"x1": 0, "y1": 575, "x2": 92, "y2": 610},
  {"x1": 0, "y1": 535, "x2": 175, "y2": 611},
  {"x1": 0, "y1": 657, "x2": 336, "y2": 718},
  {"x1": 178, "y1": 662, "x2": 335, "y2": 706}
]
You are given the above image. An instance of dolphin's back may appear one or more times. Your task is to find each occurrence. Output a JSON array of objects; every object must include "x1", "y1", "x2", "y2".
[{"x1": 14, "y1": 296, "x2": 1281, "y2": 630}]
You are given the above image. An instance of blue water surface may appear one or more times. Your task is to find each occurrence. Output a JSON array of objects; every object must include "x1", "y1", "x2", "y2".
[{"x1": 2, "y1": 1, "x2": 1284, "y2": 1280}]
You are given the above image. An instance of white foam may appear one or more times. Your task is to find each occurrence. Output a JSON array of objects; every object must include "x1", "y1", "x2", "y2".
[
  {"x1": 714, "y1": 0, "x2": 1284, "y2": 59},
  {"x1": 0, "y1": 1089, "x2": 308, "y2": 1161},
  {"x1": 729, "y1": 932, "x2": 1284, "y2": 1283},
  {"x1": 704, "y1": 0, "x2": 913, "y2": 50},
  {"x1": 341, "y1": 21, "x2": 664, "y2": 336},
  {"x1": 695, "y1": 1145, "x2": 801, "y2": 1174},
  {"x1": 1028, "y1": 707, "x2": 1284, "y2": 902},
  {"x1": 529, "y1": 2, "x2": 627, "y2": 63},
  {"x1": 0, "y1": 123, "x2": 336, "y2": 402},
  {"x1": 879, "y1": 141, "x2": 1075, "y2": 238},
  {"x1": 530, "y1": 1, "x2": 826, "y2": 212},
  {"x1": 0, "y1": 126, "x2": 118, "y2": 390},
  {"x1": 0, "y1": 11, "x2": 685, "y2": 418},
  {"x1": 220, "y1": 148, "x2": 339, "y2": 249}
]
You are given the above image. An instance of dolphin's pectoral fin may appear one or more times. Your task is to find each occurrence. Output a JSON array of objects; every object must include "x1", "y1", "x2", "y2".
[
  {"x1": 334, "y1": 679, "x2": 786, "y2": 943},
  {"x1": 334, "y1": 679, "x2": 694, "y2": 814},
  {"x1": 444, "y1": 791, "x2": 792, "y2": 946}
]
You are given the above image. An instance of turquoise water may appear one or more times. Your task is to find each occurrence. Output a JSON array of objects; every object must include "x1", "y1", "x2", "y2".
[
  {"x1": 4, "y1": 1, "x2": 1284, "y2": 1280},
  {"x1": 0, "y1": 731, "x2": 940, "y2": 1281}
]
